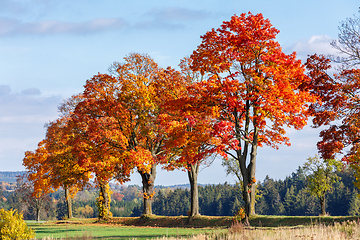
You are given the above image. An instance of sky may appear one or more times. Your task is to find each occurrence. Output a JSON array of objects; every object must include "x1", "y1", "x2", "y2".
[{"x1": 0, "y1": 0, "x2": 358, "y2": 186}]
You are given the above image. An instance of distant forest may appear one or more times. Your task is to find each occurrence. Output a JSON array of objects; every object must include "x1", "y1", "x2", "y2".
[
  {"x1": 0, "y1": 171, "x2": 24, "y2": 183},
  {"x1": 0, "y1": 167, "x2": 359, "y2": 220}
]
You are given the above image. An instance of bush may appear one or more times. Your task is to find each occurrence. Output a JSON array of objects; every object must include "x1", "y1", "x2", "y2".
[
  {"x1": 0, "y1": 208, "x2": 35, "y2": 240},
  {"x1": 234, "y1": 207, "x2": 246, "y2": 222}
]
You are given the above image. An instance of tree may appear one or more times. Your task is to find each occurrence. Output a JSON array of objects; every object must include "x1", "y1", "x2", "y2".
[
  {"x1": 96, "y1": 181, "x2": 112, "y2": 219},
  {"x1": 348, "y1": 189, "x2": 360, "y2": 216},
  {"x1": 302, "y1": 155, "x2": 341, "y2": 215},
  {"x1": 23, "y1": 97, "x2": 91, "y2": 219},
  {"x1": 56, "y1": 198, "x2": 68, "y2": 220},
  {"x1": 222, "y1": 158, "x2": 243, "y2": 187},
  {"x1": 258, "y1": 176, "x2": 285, "y2": 215},
  {"x1": 14, "y1": 174, "x2": 53, "y2": 221},
  {"x1": 73, "y1": 53, "x2": 171, "y2": 215},
  {"x1": 188, "y1": 12, "x2": 315, "y2": 222},
  {"x1": 304, "y1": 54, "x2": 360, "y2": 160},
  {"x1": 283, "y1": 185, "x2": 297, "y2": 216},
  {"x1": 159, "y1": 58, "x2": 217, "y2": 218},
  {"x1": 152, "y1": 190, "x2": 166, "y2": 215},
  {"x1": 300, "y1": 16, "x2": 360, "y2": 201},
  {"x1": 44, "y1": 118, "x2": 91, "y2": 219},
  {"x1": 330, "y1": 11, "x2": 360, "y2": 66},
  {"x1": 303, "y1": 11, "x2": 360, "y2": 191}
]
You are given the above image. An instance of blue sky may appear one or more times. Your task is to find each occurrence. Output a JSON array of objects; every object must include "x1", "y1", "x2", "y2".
[{"x1": 0, "y1": 0, "x2": 358, "y2": 186}]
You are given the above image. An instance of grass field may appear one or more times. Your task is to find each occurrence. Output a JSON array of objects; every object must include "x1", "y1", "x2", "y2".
[
  {"x1": 30, "y1": 224, "x2": 221, "y2": 239},
  {"x1": 28, "y1": 217, "x2": 225, "y2": 240},
  {"x1": 27, "y1": 215, "x2": 360, "y2": 240}
]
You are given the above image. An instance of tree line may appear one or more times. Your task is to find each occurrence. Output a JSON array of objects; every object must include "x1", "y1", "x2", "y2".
[
  {"x1": 150, "y1": 167, "x2": 360, "y2": 217},
  {"x1": 0, "y1": 172, "x2": 24, "y2": 182},
  {"x1": 1, "y1": 165, "x2": 359, "y2": 220}
]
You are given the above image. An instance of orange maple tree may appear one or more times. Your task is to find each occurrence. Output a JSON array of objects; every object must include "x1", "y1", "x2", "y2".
[
  {"x1": 158, "y1": 58, "x2": 217, "y2": 217},
  {"x1": 72, "y1": 53, "x2": 171, "y2": 215},
  {"x1": 187, "y1": 12, "x2": 315, "y2": 221},
  {"x1": 70, "y1": 90, "x2": 135, "y2": 219},
  {"x1": 22, "y1": 100, "x2": 91, "y2": 219}
]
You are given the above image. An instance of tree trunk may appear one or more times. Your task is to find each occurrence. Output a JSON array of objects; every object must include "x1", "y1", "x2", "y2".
[
  {"x1": 239, "y1": 124, "x2": 258, "y2": 225},
  {"x1": 248, "y1": 137, "x2": 257, "y2": 216},
  {"x1": 139, "y1": 163, "x2": 157, "y2": 215},
  {"x1": 98, "y1": 181, "x2": 111, "y2": 219},
  {"x1": 64, "y1": 187, "x2": 73, "y2": 219},
  {"x1": 320, "y1": 195, "x2": 326, "y2": 215},
  {"x1": 35, "y1": 202, "x2": 41, "y2": 222},
  {"x1": 187, "y1": 163, "x2": 200, "y2": 217}
]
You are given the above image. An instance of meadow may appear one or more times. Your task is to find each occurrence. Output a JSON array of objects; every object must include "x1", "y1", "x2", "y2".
[{"x1": 28, "y1": 215, "x2": 360, "y2": 240}]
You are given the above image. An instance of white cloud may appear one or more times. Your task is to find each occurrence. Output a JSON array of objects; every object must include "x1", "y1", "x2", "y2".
[
  {"x1": 0, "y1": 17, "x2": 128, "y2": 36},
  {"x1": 286, "y1": 35, "x2": 342, "y2": 61},
  {"x1": 0, "y1": 6, "x2": 210, "y2": 36},
  {"x1": 0, "y1": 85, "x2": 61, "y2": 123},
  {"x1": 0, "y1": 85, "x2": 61, "y2": 170}
]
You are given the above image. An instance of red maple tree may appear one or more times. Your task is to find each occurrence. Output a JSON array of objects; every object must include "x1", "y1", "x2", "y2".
[{"x1": 187, "y1": 12, "x2": 315, "y2": 221}]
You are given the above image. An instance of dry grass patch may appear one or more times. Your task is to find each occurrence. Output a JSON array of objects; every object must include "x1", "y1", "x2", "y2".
[{"x1": 162, "y1": 220, "x2": 360, "y2": 240}]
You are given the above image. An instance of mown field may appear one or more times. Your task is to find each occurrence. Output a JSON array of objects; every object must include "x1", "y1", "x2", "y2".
[
  {"x1": 29, "y1": 216, "x2": 227, "y2": 239},
  {"x1": 28, "y1": 215, "x2": 360, "y2": 240}
]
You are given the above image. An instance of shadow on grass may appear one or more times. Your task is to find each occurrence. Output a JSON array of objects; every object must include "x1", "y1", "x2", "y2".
[{"x1": 34, "y1": 227, "x2": 79, "y2": 234}]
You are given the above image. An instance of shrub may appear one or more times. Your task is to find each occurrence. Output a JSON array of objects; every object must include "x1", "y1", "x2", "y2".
[
  {"x1": 0, "y1": 208, "x2": 35, "y2": 240},
  {"x1": 234, "y1": 207, "x2": 246, "y2": 222}
]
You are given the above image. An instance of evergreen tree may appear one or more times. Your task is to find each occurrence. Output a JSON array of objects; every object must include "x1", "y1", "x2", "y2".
[
  {"x1": 259, "y1": 176, "x2": 285, "y2": 215},
  {"x1": 284, "y1": 185, "x2": 297, "y2": 216},
  {"x1": 348, "y1": 190, "x2": 360, "y2": 216},
  {"x1": 284, "y1": 167, "x2": 306, "y2": 193},
  {"x1": 273, "y1": 193, "x2": 286, "y2": 215},
  {"x1": 255, "y1": 194, "x2": 269, "y2": 215},
  {"x1": 153, "y1": 190, "x2": 166, "y2": 215},
  {"x1": 230, "y1": 197, "x2": 241, "y2": 216},
  {"x1": 327, "y1": 181, "x2": 352, "y2": 216},
  {"x1": 56, "y1": 199, "x2": 67, "y2": 220},
  {"x1": 299, "y1": 189, "x2": 319, "y2": 216}
]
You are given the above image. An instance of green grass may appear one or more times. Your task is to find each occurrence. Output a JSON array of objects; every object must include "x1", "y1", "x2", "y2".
[{"x1": 28, "y1": 221, "x2": 223, "y2": 239}]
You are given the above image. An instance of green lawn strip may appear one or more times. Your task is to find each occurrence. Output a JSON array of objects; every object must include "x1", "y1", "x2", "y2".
[{"x1": 29, "y1": 223, "x2": 222, "y2": 239}]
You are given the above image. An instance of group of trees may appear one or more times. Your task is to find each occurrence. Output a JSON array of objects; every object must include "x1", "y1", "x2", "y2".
[
  {"x1": 20, "y1": 12, "x2": 316, "y2": 223},
  {"x1": 18, "y1": 9, "x2": 360, "y2": 223},
  {"x1": 256, "y1": 166, "x2": 360, "y2": 216}
]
